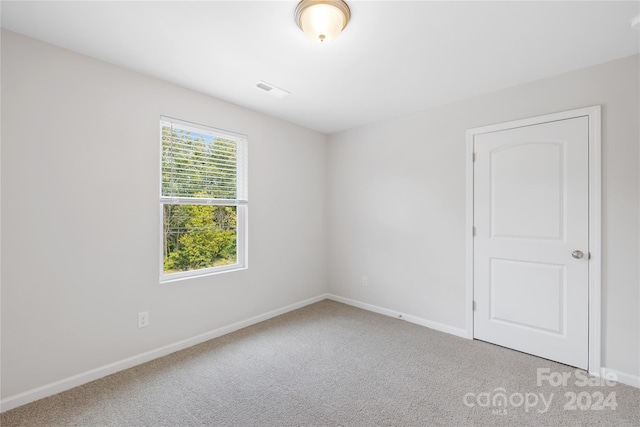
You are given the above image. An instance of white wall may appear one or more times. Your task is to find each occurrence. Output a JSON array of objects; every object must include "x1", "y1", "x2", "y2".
[
  {"x1": 328, "y1": 55, "x2": 640, "y2": 378},
  {"x1": 1, "y1": 31, "x2": 328, "y2": 399}
]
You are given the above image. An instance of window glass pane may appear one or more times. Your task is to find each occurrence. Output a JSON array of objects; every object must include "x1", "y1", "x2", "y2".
[
  {"x1": 163, "y1": 204, "x2": 237, "y2": 273},
  {"x1": 161, "y1": 122, "x2": 238, "y2": 199}
]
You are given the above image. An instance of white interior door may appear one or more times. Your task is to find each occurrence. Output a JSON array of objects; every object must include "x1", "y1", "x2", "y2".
[{"x1": 473, "y1": 116, "x2": 589, "y2": 369}]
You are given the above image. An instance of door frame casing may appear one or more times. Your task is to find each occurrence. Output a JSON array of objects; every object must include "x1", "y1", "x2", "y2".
[{"x1": 465, "y1": 106, "x2": 602, "y2": 376}]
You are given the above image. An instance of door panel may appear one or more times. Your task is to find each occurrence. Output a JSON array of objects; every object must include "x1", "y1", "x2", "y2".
[
  {"x1": 490, "y1": 259, "x2": 564, "y2": 334},
  {"x1": 490, "y1": 142, "x2": 564, "y2": 240},
  {"x1": 474, "y1": 117, "x2": 589, "y2": 369}
]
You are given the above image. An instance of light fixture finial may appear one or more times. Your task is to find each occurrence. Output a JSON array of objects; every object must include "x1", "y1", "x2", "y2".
[{"x1": 295, "y1": 0, "x2": 351, "y2": 44}]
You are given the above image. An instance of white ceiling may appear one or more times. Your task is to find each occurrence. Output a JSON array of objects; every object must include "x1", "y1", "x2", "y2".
[{"x1": 2, "y1": 1, "x2": 639, "y2": 134}]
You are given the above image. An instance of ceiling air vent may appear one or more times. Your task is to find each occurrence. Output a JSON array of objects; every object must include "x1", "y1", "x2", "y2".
[{"x1": 253, "y1": 81, "x2": 290, "y2": 99}]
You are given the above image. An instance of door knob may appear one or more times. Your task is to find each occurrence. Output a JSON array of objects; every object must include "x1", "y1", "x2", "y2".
[{"x1": 572, "y1": 250, "x2": 584, "y2": 259}]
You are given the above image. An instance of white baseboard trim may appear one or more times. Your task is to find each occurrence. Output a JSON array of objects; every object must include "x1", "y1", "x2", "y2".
[
  {"x1": 326, "y1": 293, "x2": 468, "y2": 339},
  {"x1": 0, "y1": 293, "x2": 329, "y2": 413},
  {"x1": 601, "y1": 367, "x2": 640, "y2": 389}
]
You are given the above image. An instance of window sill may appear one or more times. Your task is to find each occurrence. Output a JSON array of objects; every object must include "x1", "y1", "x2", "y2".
[{"x1": 160, "y1": 265, "x2": 247, "y2": 284}]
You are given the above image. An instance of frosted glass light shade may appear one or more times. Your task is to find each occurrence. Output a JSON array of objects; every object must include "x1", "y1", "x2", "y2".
[{"x1": 295, "y1": 0, "x2": 350, "y2": 43}]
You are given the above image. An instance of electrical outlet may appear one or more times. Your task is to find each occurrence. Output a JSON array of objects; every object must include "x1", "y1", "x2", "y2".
[
  {"x1": 138, "y1": 311, "x2": 149, "y2": 328},
  {"x1": 362, "y1": 276, "x2": 368, "y2": 286}
]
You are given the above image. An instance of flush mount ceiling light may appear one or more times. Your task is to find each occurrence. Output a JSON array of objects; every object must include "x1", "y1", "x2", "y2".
[{"x1": 295, "y1": 0, "x2": 351, "y2": 43}]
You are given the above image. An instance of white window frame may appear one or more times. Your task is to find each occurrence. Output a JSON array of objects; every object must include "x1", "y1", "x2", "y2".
[{"x1": 159, "y1": 116, "x2": 248, "y2": 283}]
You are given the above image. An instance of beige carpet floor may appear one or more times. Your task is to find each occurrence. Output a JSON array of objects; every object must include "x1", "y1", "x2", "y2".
[{"x1": 1, "y1": 299, "x2": 639, "y2": 426}]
